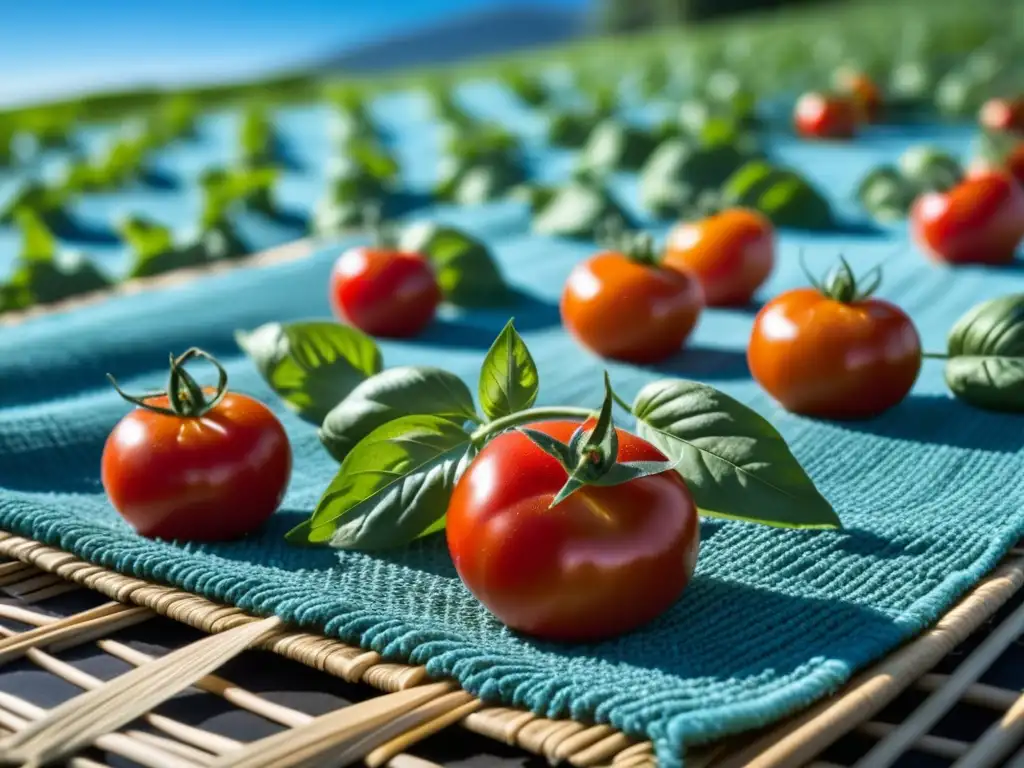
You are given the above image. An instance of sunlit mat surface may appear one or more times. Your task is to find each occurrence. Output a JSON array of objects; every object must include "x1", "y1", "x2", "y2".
[{"x1": 1, "y1": 85, "x2": 1023, "y2": 767}]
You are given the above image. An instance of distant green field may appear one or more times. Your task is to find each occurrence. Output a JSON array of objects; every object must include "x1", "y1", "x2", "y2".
[{"x1": 0, "y1": 0, "x2": 1016, "y2": 127}]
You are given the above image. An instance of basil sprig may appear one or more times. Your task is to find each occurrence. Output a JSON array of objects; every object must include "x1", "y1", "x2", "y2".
[{"x1": 270, "y1": 319, "x2": 839, "y2": 550}]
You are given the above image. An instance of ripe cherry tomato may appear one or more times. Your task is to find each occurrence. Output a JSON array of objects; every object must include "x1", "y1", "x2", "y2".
[
  {"x1": 329, "y1": 245, "x2": 441, "y2": 338},
  {"x1": 561, "y1": 240, "x2": 704, "y2": 363},
  {"x1": 102, "y1": 349, "x2": 292, "y2": 541},
  {"x1": 748, "y1": 262, "x2": 921, "y2": 419},
  {"x1": 794, "y1": 92, "x2": 859, "y2": 140},
  {"x1": 835, "y1": 69, "x2": 882, "y2": 123},
  {"x1": 911, "y1": 170, "x2": 1024, "y2": 266},
  {"x1": 446, "y1": 419, "x2": 700, "y2": 641},
  {"x1": 663, "y1": 208, "x2": 775, "y2": 306},
  {"x1": 979, "y1": 98, "x2": 1024, "y2": 135}
]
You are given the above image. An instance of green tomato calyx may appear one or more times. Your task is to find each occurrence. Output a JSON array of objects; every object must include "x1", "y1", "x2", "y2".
[
  {"x1": 518, "y1": 372, "x2": 677, "y2": 508},
  {"x1": 107, "y1": 347, "x2": 229, "y2": 419},
  {"x1": 804, "y1": 252, "x2": 883, "y2": 304},
  {"x1": 595, "y1": 217, "x2": 661, "y2": 267}
]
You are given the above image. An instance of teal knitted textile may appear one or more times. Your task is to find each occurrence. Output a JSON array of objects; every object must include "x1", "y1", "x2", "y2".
[{"x1": 1, "y1": 92, "x2": 1024, "y2": 766}]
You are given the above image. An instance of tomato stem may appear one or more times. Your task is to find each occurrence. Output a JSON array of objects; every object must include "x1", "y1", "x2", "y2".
[
  {"x1": 107, "y1": 348, "x2": 229, "y2": 418},
  {"x1": 470, "y1": 406, "x2": 595, "y2": 444}
]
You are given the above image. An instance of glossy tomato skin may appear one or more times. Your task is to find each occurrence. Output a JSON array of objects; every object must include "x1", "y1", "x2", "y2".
[
  {"x1": 561, "y1": 251, "x2": 703, "y2": 363},
  {"x1": 102, "y1": 392, "x2": 292, "y2": 541},
  {"x1": 979, "y1": 98, "x2": 1024, "y2": 134},
  {"x1": 911, "y1": 171, "x2": 1024, "y2": 265},
  {"x1": 794, "y1": 92, "x2": 858, "y2": 139},
  {"x1": 748, "y1": 288, "x2": 922, "y2": 419},
  {"x1": 329, "y1": 246, "x2": 441, "y2": 338},
  {"x1": 446, "y1": 420, "x2": 700, "y2": 641},
  {"x1": 663, "y1": 208, "x2": 775, "y2": 306}
]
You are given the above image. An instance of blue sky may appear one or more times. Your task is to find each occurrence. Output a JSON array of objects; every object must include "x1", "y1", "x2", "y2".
[{"x1": 0, "y1": 0, "x2": 589, "y2": 107}]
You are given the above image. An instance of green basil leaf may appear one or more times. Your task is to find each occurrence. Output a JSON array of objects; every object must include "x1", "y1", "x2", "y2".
[
  {"x1": 947, "y1": 294, "x2": 1024, "y2": 358},
  {"x1": 889, "y1": 61, "x2": 934, "y2": 102},
  {"x1": 398, "y1": 222, "x2": 510, "y2": 307},
  {"x1": 897, "y1": 146, "x2": 962, "y2": 193},
  {"x1": 194, "y1": 221, "x2": 250, "y2": 262},
  {"x1": 236, "y1": 320, "x2": 383, "y2": 423},
  {"x1": 319, "y1": 366, "x2": 477, "y2": 462},
  {"x1": 945, "y1": 356, "x2": 1024, "y2": 413},
  {"x1": 453, "y1": 160, "x2": 524, "y2": 205},
  {"x1": 6, "y1": 250, "x2": 111, "y2": 306},
  {"x1": 547, "y1": 111, "x2": 594, "y2": 148},
  {"x1": 943, "y1": 295, "x2": 1024, "y2": 412},
  {"x1": 511, "y1": 183, "x2": 557, "y2": 214},
  {"x1": 678, "y1": 99, "x2": 712, "y2": 137},
  {"x1": 16, "y1": 210, "x2": 57, "y2": 261},
  {"x1": 632, "y1": 379, "x2": 840, "y2": 529},
  {"x1": 720, "y1": 160, "x2": 782, "y2": 208},
  {"x1": 639, "y1": 139, "x2": 698, "y2": 217},
  {"x1": 119, "y1": 215, "x2": 175, "y2": 261},
  {"x1": 502, "y1": 70, "x2": 549, "y2": 107},
  {"x1": 533, "y1": 181, "x2": 632, "y2": 239},
  {"x1": 0, "y1": 182, "x2": 66, "y2": 225},
  {"x1": 296, "y1": 415, "x2": 472, "y2": 549},
  {"x1": 313, "y1": 198, "x2": 377, "y2": 236},
  {"x1": 119, "y1": 216, "x2": 211, "y2": 279},
  {"x1": 578, "y1": 119, "x2": 658, "y2": 173},
  {"x1": 640, "y1": 140, "x2": 751, "y2": 217},
  {"x1": 935, "y1": 71, "x2": 985, "y2": 117},
  {"x1": 478, "y1": 320, "x2": 539, "y2": 420},
  {"x1": 344, "y1": 138, "x2": 399, "y2": 182},
  {"x1": 757, "y1": 176, "x2": 833, "y2": 230},
  {"x1": 856, "y1": 165, "x2": 917, "y2": 220},
  {"x1": 239, "y1": 105, "x2": 275, "y2": 165}
]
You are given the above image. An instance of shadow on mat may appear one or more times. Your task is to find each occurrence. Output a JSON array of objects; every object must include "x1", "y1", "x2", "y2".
[
  {"x1": 138, "y1": 166, "x2": 181, "y2": 191},
  {"x1": 649, "y1": 344, "x2": 750, "y2": 381},
  {"x1": 510, "y1": 571, "x2": 900, "y2": 679},
  {"x1": 830, "y1": 394, "x2": 1024, "y2": 453},
  {"x1": 417, "y1": 288, "x2": 561, "y2": 349},
  {"x1": 46, "y1": 211, "x2": 121, "y2": 245}
]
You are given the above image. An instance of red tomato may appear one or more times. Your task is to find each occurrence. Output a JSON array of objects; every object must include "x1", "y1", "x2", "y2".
[
  {"x1": 911, "y1": 170, "x2": 1024, "y2": 265},
  {"x1": 446, "y1": 420, "x2": 700, "y2": 641},
  {"x1": 663, "y1": 208, "x2": 775, "y2": 306},
  {"x1": 748, "y1": 287, "x2": 921, "y2": 419},
  {"x1": 979, "y1": 98, "x2": 1024, "y2": 135},
  {"x1": 560, "y1": 250, "x2": 703, "y2": 363},
  {"x1": 794, "y1": 92, "x2": 859, "y2": 139},
  {"x1": 835, "y1": 69, "x2": 883, "y2": 123},
  {"x1": 102, "y1": 390, "x2": 292, "y2": 541},
  {"x1": 329, "y1": 246, "x2": 441, "y2": 338}
]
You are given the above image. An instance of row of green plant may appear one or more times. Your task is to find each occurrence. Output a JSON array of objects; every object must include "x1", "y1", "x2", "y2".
[{"x1": 1, "y1": 0, "x2": 1021, "y2": 314}]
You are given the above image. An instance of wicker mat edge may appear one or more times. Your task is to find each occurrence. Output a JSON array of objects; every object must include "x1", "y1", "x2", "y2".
[{"x1": 0, "y1": 532, "x2": 1021, "y2": 767}]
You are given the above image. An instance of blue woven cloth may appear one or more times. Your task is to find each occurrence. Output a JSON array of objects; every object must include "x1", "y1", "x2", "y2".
[{"x1": 2, "y1": 88, "x2": 1024, "y2": 765}]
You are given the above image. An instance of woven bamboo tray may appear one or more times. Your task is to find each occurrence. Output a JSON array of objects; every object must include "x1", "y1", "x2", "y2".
[{"x1": 3, "y1": 244, "x2": 1024, "y2": 767}]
